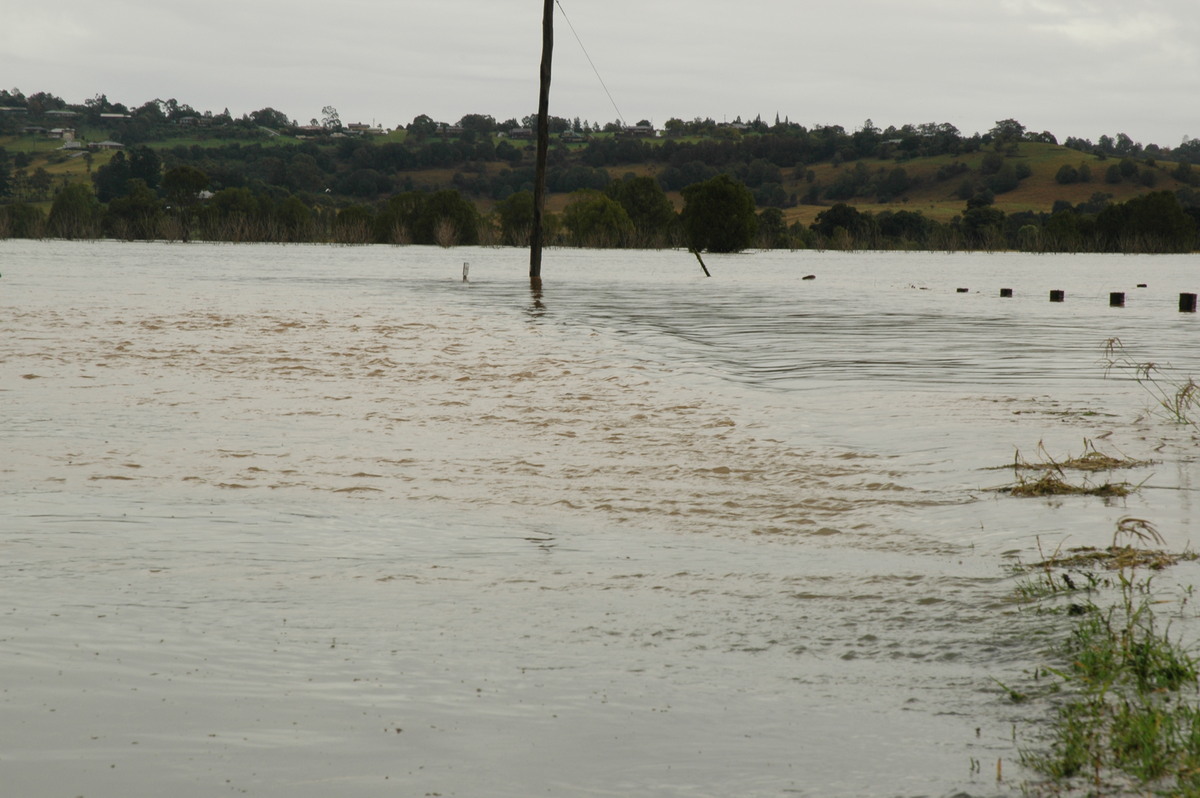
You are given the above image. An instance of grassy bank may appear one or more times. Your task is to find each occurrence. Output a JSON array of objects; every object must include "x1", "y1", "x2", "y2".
[{"x1": 1009, "y1": 521, "x2": 1200, "y2": 795}]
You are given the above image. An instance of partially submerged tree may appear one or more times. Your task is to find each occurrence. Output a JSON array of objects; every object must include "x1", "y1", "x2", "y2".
[
  {"x1": 48, "y1": 183, "x2": 103, "y2": 239},
  {"x1": 679, "y1": 174, "x2": 757, "y2": 253}
]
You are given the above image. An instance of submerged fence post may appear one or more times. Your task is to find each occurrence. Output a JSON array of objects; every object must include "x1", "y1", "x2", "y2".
[
  {"x1": 1050, "y1": 290, "x2": 1065, "y2": 302},
  {"x1": 1110, "y1": 292, "x2": 1125, "y2": 307},
  {"x1": 1000, "y1": 288, "x2": 1013, "y2": 298},
  {"x1": 1181, "y1": 293, "x2": 1198, "y2": 313}
]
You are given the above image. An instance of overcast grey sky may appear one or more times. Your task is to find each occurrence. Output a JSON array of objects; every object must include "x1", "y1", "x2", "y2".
[{"x1": 4, "y1": 0, "x2": 1197, "y2": 146}]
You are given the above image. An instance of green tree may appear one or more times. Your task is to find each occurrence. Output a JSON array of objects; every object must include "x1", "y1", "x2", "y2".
[
  {"x1": 273, "y1": 195, "x2": 314, "y2": 242},
  {"x1": 285, "y1": 154, "x2": 326, "y2": 192},
  {"x1": 93, "y1": 151, "x2": 133, "y2": 202},
  {"x1": 679, "y1": 174, "x2": 758, "y2": 253},
  {"x1": 980, "y1": 152, "x2": 1005, "y2": 175},
  {"x1": 332, "y1": 205, "x2": 374, "y2": 243},
  {"x1": 0, "y1": 147, "x2": 12, "y2": 198},
  {"x1": 604, "y1": 175, "x2": 676, "y2": 244},
  {"x1": 495, "y1": 190, "x2": 535, "y2": 246},
  {"x1": 495, "y1": 140, "x2": 523, "y2": 165},
  {"x1": 250, "y1": 107, "x2": 291, "y2": 129},
  {"x1": 757, "y1": 207, "x2": 789, "y2": 248},
  {"x1": 876, "y1": 167, "x2": 910, "y2": 201},
  {"x1": 202, "y1": 187, "x2": 262, "y2": 240},
  {"x1": 28, "y1": 167, "x2": 52, "y2": 201},
  {"x1": 1016, "y1": 224, "x2": 1040, "y2": 251},
  {"x1": 876, "y1": 209, "x2": 932, "y2": 243},
  {"x1": 811, "y1": 203, "x2": 867, "y2": 241},
  {"x1": 163, "y1": 165, "x2": 209, "y2": 241},
  {"x1": 985, "y1": 164, "x2": 1020, "y2": 194},
  {"x1": 103, "y1": 178, "x2": 164, "y2": 239},
  {"x1": 407, "y1": 114, "x2": 438, "y2": 142},
  {"x1": 989, "y1": 119, "x2": 1026, "y2": 145},
  {"x1": 561, "y1": 190, "x2": 634, "y2": 247},
  {"x1": 1097, "y1": 191, "x2": 1196, "y2": 252},
  {"x1": 373, "y1": 192, "x2": 426, "y2": 244},
  {"x1": 1172, "y1": 162, "x2": 1196, "y2": 186},
  {"x1": 413, "y1": 189, "x2": 479, "y2": 246},
  {"x1": 336, "y1": 168, "x2": 389, "y2": 198},
  {"x1": 128, "y1": 146, "x2": 162, "y2": 190},
  {"x1": 321, "y1": 105, "x2": 342, "y2": 132},
  {"x1": 48, "y1": 183, "x2": 103, "y2": 239},
  {"x1": 162, "y1": 166, "x2": 208, "y2": 205},
  {"x1": 1055, "y1": 164, "x2": 1080, "y2": 185},
  {"x1": 1043, "y1": 210, "x2": 1085, "y2": 251},
  {"x1": 959, "y1": 206, "x2": 1006, "y2": 248},
  {"x1": 458, "y1": 114, "x2": 497, "y2": 136},
  {"x1": 0, "y1": 203, "x2": 46, "y2": 238}
]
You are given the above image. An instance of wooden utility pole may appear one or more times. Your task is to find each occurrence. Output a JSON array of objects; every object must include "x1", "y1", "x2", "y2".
[{"x1": 529, "y1": 0, "x2": 554, "y2": 288}]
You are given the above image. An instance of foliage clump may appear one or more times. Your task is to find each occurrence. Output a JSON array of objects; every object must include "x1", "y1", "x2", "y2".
[
  {"x1": 1008, "y1": 520, "x2": 1200, "y2": 795},
  {"x1": 996, "y1": 439, "x2": 1148, "y2": 498}
]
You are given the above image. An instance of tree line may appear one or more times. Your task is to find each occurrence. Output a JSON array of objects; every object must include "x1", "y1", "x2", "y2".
[
  {"x1": 4, "y1": 159, "x2": 1197, "y2": 254},
  {"x1": 802, "y1": 190, "x2": 1200, "y2": 253},
  {"x1": 3, "y1": 87, "x2": 1200, "y2": 252}
]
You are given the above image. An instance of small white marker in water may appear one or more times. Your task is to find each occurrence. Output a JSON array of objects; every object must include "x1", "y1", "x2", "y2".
[{"x1": 463, "y1": 262, "x2": 470, "y2": 282}]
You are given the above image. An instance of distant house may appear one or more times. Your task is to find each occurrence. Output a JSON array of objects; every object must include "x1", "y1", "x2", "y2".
[
  {"x1": 21, "y1": 126, "x2": 48, "y2": 135},
  {"x1": 347, "y1": 122, "x2": 385, "y2": 135},
  {"x1": 89, "y1": 140, "x2": 124, "y2": 150},
  {"x1": 48, "y1": 128, "x2": 76, "y2": 141},
  {"x1": 44, "y1": 109, "x2": 79, "y2": 119},
  {"x1": 508, "y1": 127, "x2": 534, "y2": 140},
  {"x1": 560, "y1": 131, "x2": 587, "y2": 143},
  {"x1": 618, "y1": 124, "x2": 657, "y2": 138},
  {"x1": 0, "y1": 106, "x2": 27, "y2": 115},
  {"x1": 99, "y1": 112, "x2": 132, "y2": 120}
]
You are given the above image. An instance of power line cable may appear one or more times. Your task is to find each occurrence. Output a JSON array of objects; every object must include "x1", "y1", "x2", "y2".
[{"x1": 555, "y1": 0, "x2": 628, "y2": 128}]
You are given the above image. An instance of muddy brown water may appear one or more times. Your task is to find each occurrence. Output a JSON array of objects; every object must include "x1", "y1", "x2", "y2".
[{"x1": 3, "y1": 241, "x2": 1199, "y2": 797}]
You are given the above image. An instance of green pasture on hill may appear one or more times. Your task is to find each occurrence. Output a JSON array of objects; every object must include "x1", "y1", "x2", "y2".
[{"x1": 3, "y1": 125, "x2": 1196, "y2": 233}]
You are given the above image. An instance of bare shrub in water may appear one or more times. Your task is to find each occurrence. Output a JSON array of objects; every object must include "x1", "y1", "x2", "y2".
[
  {"x1": 475, "y1": 218, "x2": 501, "y2": 247},
  {"x1": 158, "y1": 215, "x2": 183, "y2": 243},
  {"x1": 1103, "y1": 338, "x2": 1200, "y2": 427},
  {"x1": 1000, "y1": 440, "x2": 1144, "y2": 497},
  {"x1": 332, "y1": 219, "x2": 373, "y2": 245},
  {"x1": 383, "y1": 220, "x2": 412, "y2": 246},
  {"x1": 433, "y1": 218, "x2": 459, "y2": 248}
]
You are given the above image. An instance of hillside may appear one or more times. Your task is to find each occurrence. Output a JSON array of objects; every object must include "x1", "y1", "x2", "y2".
[
  {"x1": 2, "y1": 126, "x2": 1193, "y2": 218},
  {"x1": 2, "y1": 104, "x2": 1199, "y2": 250}
]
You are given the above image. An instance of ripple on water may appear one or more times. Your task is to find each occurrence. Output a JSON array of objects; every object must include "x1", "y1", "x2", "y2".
[{"x1": 3, "y1": 241, "x2": 1199, "y2": 797}]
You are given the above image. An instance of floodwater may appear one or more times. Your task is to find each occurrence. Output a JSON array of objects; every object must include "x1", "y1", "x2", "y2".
[{"x1": 2, "y1": 240, "x2": 1199, "y2": 797}]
